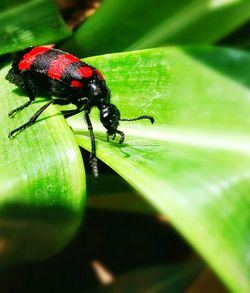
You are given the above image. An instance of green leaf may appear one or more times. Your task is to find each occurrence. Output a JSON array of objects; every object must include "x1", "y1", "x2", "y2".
[
  {"x1": 0, "y1": 65, "x2": 86, "y2": 267},
  {"x1": 0, "y1": 0, "x2": 71, "y2": 56},
  {"x1": 68, "y1": 47, "x2": 250, "y2": 292},
  {"x1": 0, "y1": 0, "x2": 31, "y2": 10},
  {"x1": 62, "y1": 0, "x2": 250, "y2": 57}
]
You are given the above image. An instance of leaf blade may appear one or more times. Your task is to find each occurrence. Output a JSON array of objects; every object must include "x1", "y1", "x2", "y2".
[
  {"x1": 0, "y1": 65, "x2": 86, "y2": 267},
  {"x1": 62, "y1": 0, "x2": 250, "y2": 56},
  {"x1": 0, "y1": 0, "x2": 71, "y2": 56},
  {"x1": 69, "y1": 47, "x2": 250, "y2": 292}
]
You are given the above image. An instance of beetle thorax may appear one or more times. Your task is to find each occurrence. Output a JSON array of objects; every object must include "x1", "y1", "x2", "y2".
[{"x1": 88, "y1": 79, "x2": 111, "y2": 106}]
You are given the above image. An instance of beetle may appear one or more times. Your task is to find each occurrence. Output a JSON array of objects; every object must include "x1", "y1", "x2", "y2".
[{"x1": 6, "y1": 46, "x2": 154, "y2": 177}]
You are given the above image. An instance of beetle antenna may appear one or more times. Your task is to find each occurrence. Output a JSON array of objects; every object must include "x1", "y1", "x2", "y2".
[{"x1": 120, "y1": 115, "x2": 154, "y2": 124}]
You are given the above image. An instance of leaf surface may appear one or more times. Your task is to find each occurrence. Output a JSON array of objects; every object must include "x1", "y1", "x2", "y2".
[
  {"x1": 0, "y1": 65, "x2": 85, "y2": 267},
  {"x1": 62, "y1": 0, "x2": 250, "y2": 56},
  {"x1": 0, "y1": 0, "x2": 71, "y2": 56},
  {"x1": 68, "y1": 47, "x2": 250, "y2": 292}
]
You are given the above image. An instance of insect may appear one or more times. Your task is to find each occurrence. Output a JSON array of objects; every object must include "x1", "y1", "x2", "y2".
[{"x1": 6, "y1": 46, "x2": 154, "y2": 177}]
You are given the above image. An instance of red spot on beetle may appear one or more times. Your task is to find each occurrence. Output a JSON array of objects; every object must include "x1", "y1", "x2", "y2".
[
  {"x1": 71, "y1": 80, "x2": 84, "y2": 88},
  {"x1": 48, "y1": 53, "x2": 80, "y2": 80},
  {"x1": 18, "y1": 47, "x2": 50, "y2": 70},
  {"x1": 78, "y1": 66, "x2": 93, "y2": 78},
  {"x1": 95, "y1": 69, "x2": 104, "y2": 80}
]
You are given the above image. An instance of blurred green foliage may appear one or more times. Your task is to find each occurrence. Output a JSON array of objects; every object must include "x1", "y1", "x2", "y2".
[{"x1": 0, "y1": 0, "x2": 249, "y2": 292}]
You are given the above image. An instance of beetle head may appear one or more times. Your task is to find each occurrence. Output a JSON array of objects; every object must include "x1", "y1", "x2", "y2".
[{"x1": 99, "y1": 103, "x2": 124, "y2": 143}]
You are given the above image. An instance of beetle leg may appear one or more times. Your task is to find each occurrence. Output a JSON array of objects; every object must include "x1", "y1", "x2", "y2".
[
  {"x1": 84, "y1": 111, "x2": 99, "y2": 178},
  {"x1": 8, "y1": 72, "x2": 36, "y2": 118},
  {"x1": 61, "y1": 101, "x2": 86, "y2": 118},
  {"x1": 8, "y1": 100, "x2": 53, "y2": 138},
  {"x1": 61, "y1": 109, "x2": 81, "y2": 118}
]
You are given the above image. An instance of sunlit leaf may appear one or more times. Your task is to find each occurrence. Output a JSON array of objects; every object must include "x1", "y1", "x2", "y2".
[
  {"x1": 0, "y1": 65, "x2": 86, "y2": 267},
  {"x1": 68, "y1": 47, "x2": 250, "y2": 292}
]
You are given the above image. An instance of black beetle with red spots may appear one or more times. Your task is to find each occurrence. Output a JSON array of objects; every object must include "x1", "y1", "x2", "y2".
[{"x1": 6, "y1": 46, "x2": 154, "y2": 178}]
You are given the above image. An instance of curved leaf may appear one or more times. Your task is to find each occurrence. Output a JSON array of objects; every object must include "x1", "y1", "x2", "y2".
[
  {"x1": 0, "y1": 0, "x2": 71, "y2": 56},
  {"x1": 68, "y1": 47, "x2": 250, "y2": 292},
  {"x1": 0, "y1": 65, "x2": 86, "y2": 267},
  {"x1": 62, "y1": 0, "x2": 250, "y2": 57}
]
